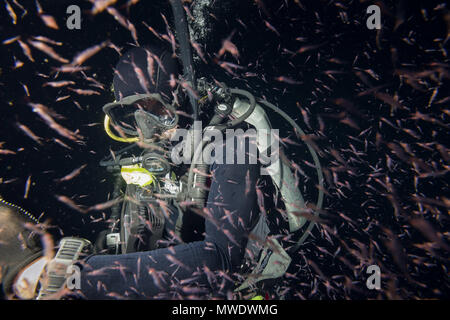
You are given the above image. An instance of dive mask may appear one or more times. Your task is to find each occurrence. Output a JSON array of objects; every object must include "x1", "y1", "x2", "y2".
[{"x1": 103, "y1": 93, "x2": 178, "y2": 140}]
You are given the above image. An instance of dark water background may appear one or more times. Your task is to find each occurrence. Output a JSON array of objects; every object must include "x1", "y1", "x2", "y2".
[{"x1": 0, "y1": 0, "x2": 449, "y2": 299}]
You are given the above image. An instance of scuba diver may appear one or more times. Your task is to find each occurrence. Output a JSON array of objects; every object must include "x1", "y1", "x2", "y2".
[{"x1": 0, "y1": 0, "x2": 324, "y2": 300}]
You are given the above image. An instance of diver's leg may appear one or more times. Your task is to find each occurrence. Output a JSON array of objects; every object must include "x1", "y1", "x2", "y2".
[
  {"x1": 204, "y1": 161, "x2": 260, "y2": 272},
  {"x1": 76, "y1": 241, "x2": 224, "y2": 299}
]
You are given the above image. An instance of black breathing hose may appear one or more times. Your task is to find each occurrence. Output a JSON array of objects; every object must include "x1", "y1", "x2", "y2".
[{"x1": 169, "y1": 0, "x2": 198, "y2": 120}]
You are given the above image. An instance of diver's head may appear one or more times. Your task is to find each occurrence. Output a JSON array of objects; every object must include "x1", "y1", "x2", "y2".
[
  {"x1": 113, "y1": 46, "x2": 180, "y2": 102},
  {"x1": 104, "y1": 46, "x2": 187, "y2": 140},
  {"x1": 0, "y1": 200, "x2": 43, "y2": 298}
]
